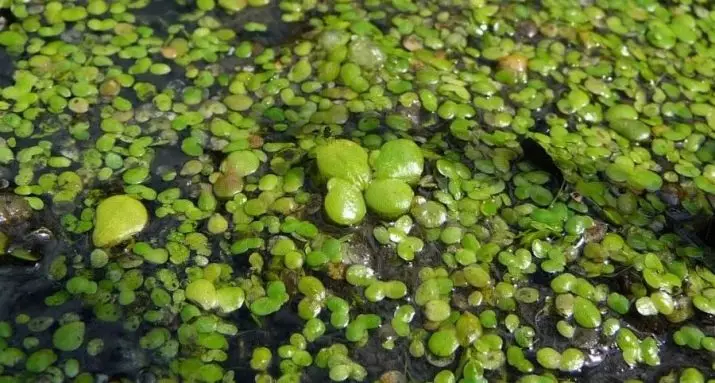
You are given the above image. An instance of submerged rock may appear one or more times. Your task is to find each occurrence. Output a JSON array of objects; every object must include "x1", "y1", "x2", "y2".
[{"x1": 0, "y1": 193, "x2": 32, "y2": 229}]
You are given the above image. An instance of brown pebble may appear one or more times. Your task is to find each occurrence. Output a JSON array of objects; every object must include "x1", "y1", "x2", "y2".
[{"x1": 0, "y1": 194, "x2": 32, "y2": 227}]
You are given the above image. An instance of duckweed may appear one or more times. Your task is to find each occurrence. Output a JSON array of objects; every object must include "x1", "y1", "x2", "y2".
[
  {"x1": 92, "y1": 195, "x2": 148, "y2": 247},
  {"x1": 324, "y1": 178, "x2": 366, "y2": 226},
  {"x1": 428, "y1": 329, "x2": 459, "y2": 358},
  {"x1": 573, "y1": 296, "x2": 602, "y2": 329},
  {"x1": 364, "y1": 179, "x2": 414, "y2": 219},
  {"x1": 373, "y1": 139, "x2": 424, "y2": 185},
  {"x1": 185, "y1": 279, "x2": 217, "y2": 311},
  {"x1": 317, "y1": 139, "x2": 371, "y2": 189},
  {"x1": 51, "y1": 321, "x2": 84, "y2": 352}
]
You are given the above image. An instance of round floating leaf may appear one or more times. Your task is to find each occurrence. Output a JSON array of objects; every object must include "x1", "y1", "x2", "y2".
[
  {"x1": 221, "y1": 150, "x2": 260, "y2": 177},
  {"x1": 216, "y1": 286, "x2": 245, "y2": 314},
  {"x1": 250, "y1": 297, "x2": 282, "y2": 316},
  {"x1": 610, "y1": 119, "x2": 651, "y2": 142},
  {"x1": 364, "y1": 178, "x2": 414, "y2": 219},
  {"x1": 411, "y1": 201, "x2": 447, "y2": 228},
  {"x1": 185, "y1": 279, "x2": 217, "y2": 311},
  {"x1": 428, "y1": 329, "x2": 459, "y2": 357},
  {"x1": 52, "y1": 321, "x2": 85, "y2": 352},
  {"x1": 92, "y1": 195, "x2": 148, "y2": 247},
  {"x1": 316, "y1": 139, "x2": 371, "y2": 189},
  {"x1": 573, "y1": 297, "x2": 602, "y2": 329},
  {"x1": 324, "y1": 178, "x2": 366, "y2": 225},
  {"x1": 604, "y1": 156, "x2": 634, "y2": 183},
  {"x1": 26, "y1": 349, "x2": 57, "y2": 373},
  {"x1": 605, "y1": 104, "x2": 638, "y2": 122},
  {"x1": 627, "y1": 169, "x2": 663, "y2": 192},
  {"x1": 424, "y1": 300, "x2": 451, "y2": 322},
  {"x1": 373, "y1": 139, "x2": 424, "y2": 185}
]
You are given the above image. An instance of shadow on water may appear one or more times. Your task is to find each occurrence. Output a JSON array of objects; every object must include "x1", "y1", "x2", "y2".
[
  {"x1": 0, "y1": 47, "x2": 13, "y2": 88},
  {"x1": 519, "y1": 137, "x2": 564, "y2": 186},
  {"x1": 0, "y1": 7, "x2": 16, "y2": 87},
  {"x1": 524, "y1": 121, "x2": 715, "y2": 257},
  {"x1": 133, "y1": 0, "x2": 185, "y2": 32},
  {"x1": 218, "y1": 3, "x2": 315, "y2": 47},
  {"x1": 0, "y1": 200, "x2": 66, "y2": 316}
]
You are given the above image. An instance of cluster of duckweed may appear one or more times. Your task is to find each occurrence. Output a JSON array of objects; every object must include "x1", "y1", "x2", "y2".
[{"x1": 0, "y1": 0, "x2": 712, "y2": 382}]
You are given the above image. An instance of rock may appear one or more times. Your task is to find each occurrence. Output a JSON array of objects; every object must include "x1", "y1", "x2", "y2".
[
  {"x1": 92, "y1": 195, "x2": 148, "y2": 247},
  {"x1": 0, "y1": 193, "x2": 32, "y2": 228}
]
